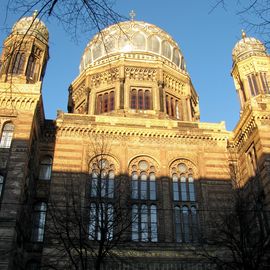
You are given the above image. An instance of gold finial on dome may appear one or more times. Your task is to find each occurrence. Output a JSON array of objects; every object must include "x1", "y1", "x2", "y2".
[
  {"x1": 241, "y1": 29, "x2": 246, "y2": 39},
  {"x1": 32, "y1": 10, "x2": 38, "y2": 18},
  {"x1": 129, "y1": 10, "x2": 136, "y2": 21}
]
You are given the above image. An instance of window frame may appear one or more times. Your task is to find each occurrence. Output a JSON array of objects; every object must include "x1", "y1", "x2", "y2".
[
  {"x1": 0, "y1": 122, "x2": 14, "y2": 149},
  {"x1": 130, "y1": 88, "x2": 152, "y2": 111},
  {"x1": 31, "y1": 202, "x2": 47, "y2": 242}
]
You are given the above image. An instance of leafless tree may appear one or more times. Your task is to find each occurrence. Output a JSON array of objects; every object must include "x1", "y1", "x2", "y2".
[
  {"x1": 201, "y1": 156, "x2": 270, "y2": 270},
  {"x1": 211, "y1": 0, "x2": 270, "y2": 44},
  {"x1": 3, "y1": 0, "x2": 124, "y2": 39},
  {"x1": 43, "y1": 135, "x2": 133, "y2": 270}
]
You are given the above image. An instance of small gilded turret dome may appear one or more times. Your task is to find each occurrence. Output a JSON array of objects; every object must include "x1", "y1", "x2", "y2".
[
  {"x1": 232, "y1": 30, "x2": 267, "y2": 62},
  {"x1": 12, "y1": 11, "x2": 49, "y2": 43}
]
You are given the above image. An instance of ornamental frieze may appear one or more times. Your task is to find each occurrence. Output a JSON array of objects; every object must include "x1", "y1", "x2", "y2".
[
  {"x1": 163, "y1": 73, "x2": 185, "y2": 93},
  {"x1": 90, "y1": 68, "x2": 119, "y2": 87},
  {"x1": 0, "y1": 96, "x2": 38, "y2": 110},
  {"x1": 125, "y1": 67, "x2": 157, "y2": 81}
]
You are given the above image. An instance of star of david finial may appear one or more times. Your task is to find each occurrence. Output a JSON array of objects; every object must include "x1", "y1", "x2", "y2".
[{"x1": 129, "y1": 10, "x2": 136, "y2": 21}]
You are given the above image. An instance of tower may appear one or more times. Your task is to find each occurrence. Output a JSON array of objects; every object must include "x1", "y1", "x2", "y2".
[
  {"x1": 0, "y1": 12, "x2": 50, "y2": 270},
  {"x1": 231, "y1": 30, "x2": 270, "y2": 111},
  {"x1": 0, "y1": 11, "x2": 49, "y2": 84}
]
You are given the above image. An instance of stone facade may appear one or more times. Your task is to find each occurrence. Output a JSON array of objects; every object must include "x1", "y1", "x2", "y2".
[{"x1": 0, "y1": 14, "x2": 269, "y2": 270}]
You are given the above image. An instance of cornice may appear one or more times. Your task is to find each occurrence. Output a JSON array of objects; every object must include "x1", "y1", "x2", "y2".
[{"x1": 55, "y1": 113, "x2": 230, "y2": 144}]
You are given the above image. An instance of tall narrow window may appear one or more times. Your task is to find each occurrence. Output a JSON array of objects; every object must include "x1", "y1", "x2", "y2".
[
  {"x1": 0, "y1": 123, "x2": 14, "y2": 148},
  {"x1": 191, "y1": 206, "x2": 198, "y2": 242},
  {"x1": 32, "y1": 202, "x2": 47, "y2": 242},
  {"x1": 38, "y1": 157, "x2": 52, "y2": 180},
  {"x1": 130, "y1": 88, "x2": 152, "y2": 110},
  {"x1": 149, "y1": 173, "x2": 156, "y2": 200},
  {"x1": 26, "y1": 55, "x2": 36, "y2": 79},
  {"x1": 132, "y1": 204, "x2": 158, "y2": 242},
  {"x1": 171, "y1": 160, "x2": 198, "y2": 243},
  {"x1": 138, "y1": 90, "x2": 144, "y2": 110},
  {"x1": 131, "y1": 89, "x2": 137, "y2": 109},
  {"x1": 130, "y1": 159, "x2": 157, "y2": 200},
  {"x1": 182, "y1": 206, "x2": 190, "y2": 242},
  {"x1": 150, "y1": 205, "x2": 158, "y2": 242},
  {"x1": 131, "y1": 172, "x2": 139, "y2": 199},
  {"x1": 97, "y1": 94, "x2": 102, "y2": 114},
  {"x1": 0, "y1": 175, "x2": 4, "y2": 199},
  {"x1": 90, "y1": 158, "x2": 115, "y2": 198},
  {"x1": 175, "y1": 206, "x2": 182, "y2": 242},
  {"x1": 12, "y1": 52, "x2": 25, "y2": 74},
  {"x1": 144, "y1": 90, "x2": 151, "y2": 110},
  {"x1": 103, "y1": 93, "x2": 108, "y2": 112},
  {"x1": 260, "y1": 72, "x2": 270, "y2": 94},
  {"x1": 141, "y1": 204, "x2": 148, "y2": 241},
  {"x1": 132, "y1": 204, "x2": 139, "y2": 241},
  {"x1": 188, "y1": 176, "x2": 195, "y2": 201},
  {"x1": 166, "y1": 93, "x2": 181, "y2": 119},
  {"x1": 109, "y1": 91, "x2": 115, "y2": 111},
  {"x1": 172, "y1": 174, "x2": 179, "y2": 201},
  {"x1": 180, "y1": 175, "x2": 187, "y2": 201},
  {"x1": 96, "y1": 91, "x2": 115, "y2": 114},
  {"x1": 88, "y1": 203, "x2": 114, "y2": 240}
]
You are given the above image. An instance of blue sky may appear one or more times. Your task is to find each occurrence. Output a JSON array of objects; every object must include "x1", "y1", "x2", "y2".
[{"x1": 0, "y1": 1, "x2": 261, "y2": 130}]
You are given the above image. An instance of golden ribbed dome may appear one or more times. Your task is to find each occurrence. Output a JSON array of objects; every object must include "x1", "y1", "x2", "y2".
[
  {"x1": 232, "y1": 32, "x2": 267, "y2": 62},
  {"x1": 12, "y1": 12, "x2": 49, "y2": 42},
  {"x1": 80, "y1": 20, "x2": 186, "y2": 73}
]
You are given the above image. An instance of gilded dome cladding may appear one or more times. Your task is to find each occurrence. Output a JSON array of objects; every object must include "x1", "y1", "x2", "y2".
[
  {"x1": 80, "y1": 21, "x2": 186, "y2": 73},
  {"x1": 232, "y1": 36, "x2": 267, "y2": 62},
  {"x1": 12, "y1": 14, "x2": 49, "y2": 42}
]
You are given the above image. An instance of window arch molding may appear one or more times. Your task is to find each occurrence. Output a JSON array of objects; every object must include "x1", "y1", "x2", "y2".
[
  {"x1": 89, "y1": 154, "x2": 120, "y2": 199},
  {"x1": 169, "y1": 158, "x2": 198, "y2": 243},
  {"x1": 128, "y1": 155, "x2": 159, "y2": 201},
  {"x1": 168, "y1": 158, "x2": 198, "y2": 178},
  {"x1": 0, "y1": 121, "x2": 14, "y2": 148}
]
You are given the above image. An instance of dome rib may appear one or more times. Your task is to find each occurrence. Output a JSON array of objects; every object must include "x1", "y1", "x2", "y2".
[{"x1": 80, "y1": 20, "x2": 186, "y2": 73}]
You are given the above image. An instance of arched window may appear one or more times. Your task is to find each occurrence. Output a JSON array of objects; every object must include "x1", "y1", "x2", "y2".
[
  {"x1": 109, "y1": 91, "x2": 115, "y2": 111},
  {"x1": 12, "y1": 52, "x2": 25, "y2": 74},
  {"x1": 173, "y1": 48, "x2": 180, "y2": 66},
  {"x1": 90, "y1": 158, "x2": 115, "y2": 198},
  {"x1": 26, "y1": 54, "x2": 36, "y2": 79},
  {"x1": 162, "y1": 41, "x2": 172, "y2": 59},
  {"x1": 0, "y1": 175, "x2": 4, "y2": 199},
  {"x1": 92, "y1": 42, "x2": 102, "y2": 60},
  {"x1": 96, "y1": 91, "x2": 115, "y2": 114},
  {"x1": 32, "y1": 202, "x2": 47, "y2": 242},
  {"x1": 131, "y1": 204, "x2": 158, "y2": 242},
  {"x1": 147, "y1": 35, "x2": 160, "y2": 54},
  {"x1": 0, "y1": 123, "x2": 14, "y2": 148},
  {"x1": 38, "y1": 156, "x2": 52, "y2": 180},
  {"x1": 130, "y1": 88, "x2": 152, "y2": 110},
  {"x1": 103, "y1": 93, "x2": 108, "y2": 112},
  {"x1": 88, "y1": 203, "x2": 114, "y2": 240},
  {"x1": 133, "y1": 32, "x2": 146, "y2": 50},
  {"x1": 131, "y1": 89, "x2": 137, "y2": 109},
  {"x1": 172, "y1": 162, "x2": 195, "y2": 202},
  {"x1": 259, "y1": 72, "x2": 270, "y2": 94},
  {"x1": 171, "y1": 160, "x2": 198, "y2": 243},
  {"x1": 138, "y1": 90, "x2": 144, "y2": 110},
  {"x1": 144, "y1": 90, "x2": 151, "y2": 110},
  {"x1": 130, "y1": 160, "x2": 156, "y2": 200},
  {"x1": 165, "y1": 94, "x2": 181, "y2": 119}
]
